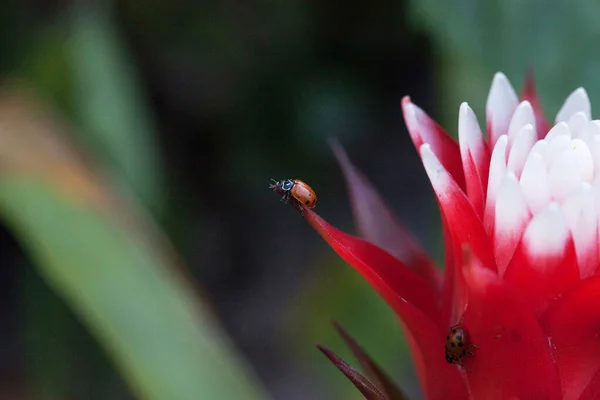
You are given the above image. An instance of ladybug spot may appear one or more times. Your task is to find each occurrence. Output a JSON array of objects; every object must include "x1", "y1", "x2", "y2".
[
  {"x1": 458, "y1": 342, "x2": 464, "y2": 347},
  {"x1": 450, "y1": 342, "x2": 455, "y2": 348},
  {"x1": 305, "y1": 200, "x2": 310, "y2": 205}
]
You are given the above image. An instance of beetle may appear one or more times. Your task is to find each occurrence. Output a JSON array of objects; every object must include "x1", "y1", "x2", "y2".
[
  {"x1": 445, "y1": 322, "x2": 477, "y2": 366},
  {"x1": 270, "y1": 178, "x2": 317, "y2": 209}
]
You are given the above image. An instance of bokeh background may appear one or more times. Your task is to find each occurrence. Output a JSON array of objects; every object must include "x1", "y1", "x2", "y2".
[{"x1": 0, "y1": 0, "x2": 598, "y2": 399}]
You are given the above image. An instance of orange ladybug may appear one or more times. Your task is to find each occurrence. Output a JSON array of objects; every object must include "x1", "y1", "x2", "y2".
[
  {"x1": 270, "y1": 178, "x2": 317, "y2": 208},
  {"x1": 445, "y1": 322, "x2": 477, "y2": 366}
]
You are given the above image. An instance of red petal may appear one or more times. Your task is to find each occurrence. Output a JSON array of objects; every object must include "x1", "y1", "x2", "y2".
[
  {"x1": 503, "y1": 207, "x2": 580, "y2": 316},
  {"x1": 458, "y1": 103, "x2": 490, "y2": 218},
  {"x1": 419, "y1": 144, "x2": 495, "y2": 271},
  {"x1": 541, "y1": 275, "x2": 600, "y2": 400},
  {"x1": 462, "y1": 262, "x2": 562, "y2": 400},
  {"x1": 522, "y1": 69, "x2": 551, "y2": 139},
  {"x1": 401, "y1": 96, "x2": 466, "y2": 191},
  {"x1": 461, "y1": 150, "x2": 485, "y2": 219},
  {"x1": 304, "y1": 208, "x2": 438, "y2": 320},
  {"x1": 317, "y1": 345, "x2": 388, "y2": 400},
  {"x1": 331, "y1": 140, "x2": 441, "y2": 291}
]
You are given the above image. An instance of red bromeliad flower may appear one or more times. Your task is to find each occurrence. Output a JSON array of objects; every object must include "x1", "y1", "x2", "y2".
[{"x1": 301, "y1": 72, "x2": 600, "y2": 400}]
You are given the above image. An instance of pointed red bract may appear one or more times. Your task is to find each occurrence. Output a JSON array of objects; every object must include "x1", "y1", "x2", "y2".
[
  {"x1": 331, "y1": 140, "x2": 442, "y2": 292},
  {"x1": 420, "y1": 145, "x2": 496, "y2": 271},
  {"x1": 522, "y1": 69, "x2": 551, "y2": 139},
  {"x1": 303, "y1": 208, "x2": 439, "y2": 320},
  {"x1": 401, "y1": 96, "x2": 466, "y2": 191},
  {"x1": 458, "y1": 103, "x2": 490, "y2": 218},
  {"x1": 461, "y1": 150, "x2": 486, "y2": 218},
  {"x1": 462, "y1": 263, "x2": 562, "y2": 400},
  {"x1": 541, "y1": 275, "x2": 600, "y2": 400}
]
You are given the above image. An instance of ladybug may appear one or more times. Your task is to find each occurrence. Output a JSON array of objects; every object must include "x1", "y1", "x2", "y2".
[
  {"x1": 270, "y1": 178, "x2": 317, "y2": 209},
  {"x1": 445, "y1": 322, "x2": 477, "y2": 366}
]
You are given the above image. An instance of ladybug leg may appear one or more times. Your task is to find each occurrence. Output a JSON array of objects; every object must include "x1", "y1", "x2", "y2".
[
  {"x1": 298, "y1": 205, "x2": 305, "y2": 217},
  {"x1": 287, "y1": 200, "x2": 304, "y2": 216},
  {"x1": 465, "y1": 344, "x2": 478, "y2": 356}
]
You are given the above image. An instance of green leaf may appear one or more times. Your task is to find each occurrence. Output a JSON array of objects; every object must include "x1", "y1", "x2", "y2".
[
  {"x1": 20, "y1": 264, "x2": 74, "y2": 400},
  {"x1": 0, "y1": 86, "x2": 267, "y2": 400},
  {"x1": 69, "y1": 2, "x2": 165, "y2": 215}
]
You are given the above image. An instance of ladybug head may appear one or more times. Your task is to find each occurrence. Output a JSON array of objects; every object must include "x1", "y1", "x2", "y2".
[{"x1": 281, "y1": 179, "x2": 295, "y2": 191}]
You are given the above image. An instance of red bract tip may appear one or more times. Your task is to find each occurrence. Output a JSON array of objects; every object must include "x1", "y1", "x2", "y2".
[
  {"x1": 521, "y1": 69, "x2": 551, "y2": 139},
  {"x1": 401, "y1": 96, "x2": 466, "y2": 191},
  {"x1": 303, "y1": 208, "x2": 439, "y2": 320},
  {"x1": 330, "y1": 139, "x2": 441, "y2": 292}
]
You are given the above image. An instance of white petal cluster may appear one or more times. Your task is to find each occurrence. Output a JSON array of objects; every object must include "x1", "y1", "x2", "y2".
[{"x1": 464, "y1": 73, "x2": 599, "y2": 275}]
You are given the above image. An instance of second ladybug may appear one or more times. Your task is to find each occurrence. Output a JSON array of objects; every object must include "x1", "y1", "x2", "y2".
[
  {"x1": 445, "y1": 322, "x2": 477, "y2": 366},
  {"x1": 270, "y1": 178, "x2": 317, "y2": 208}
]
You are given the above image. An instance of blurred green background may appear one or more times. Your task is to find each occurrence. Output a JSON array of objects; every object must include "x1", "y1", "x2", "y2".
[{"x1": 0, "y1": 0, "x2": 597, "y2": 399}]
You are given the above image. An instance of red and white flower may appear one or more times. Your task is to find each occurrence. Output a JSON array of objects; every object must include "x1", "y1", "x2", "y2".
[{"x1": 307, "y1": 72, "x2": 600, "y2": 400}]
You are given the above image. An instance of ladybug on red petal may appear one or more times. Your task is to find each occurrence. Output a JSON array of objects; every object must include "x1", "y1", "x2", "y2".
[{"x1": 445, "y1": 321, "x2": 477, "y2": 366}]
